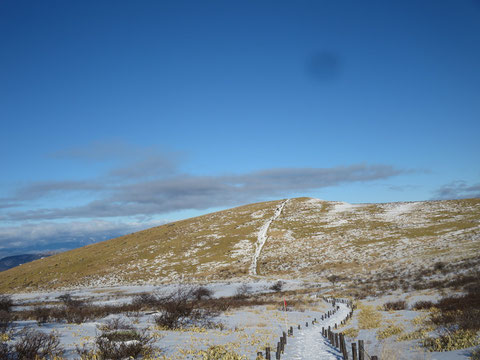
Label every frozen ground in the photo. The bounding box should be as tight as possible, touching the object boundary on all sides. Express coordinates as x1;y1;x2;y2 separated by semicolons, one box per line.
6;282;476;359
284;301;349;360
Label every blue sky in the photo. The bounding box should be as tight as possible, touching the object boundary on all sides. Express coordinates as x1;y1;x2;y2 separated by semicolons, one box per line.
1;0;479;257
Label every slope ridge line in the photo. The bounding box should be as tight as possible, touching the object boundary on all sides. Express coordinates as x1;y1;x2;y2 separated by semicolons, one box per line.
249;199;289;276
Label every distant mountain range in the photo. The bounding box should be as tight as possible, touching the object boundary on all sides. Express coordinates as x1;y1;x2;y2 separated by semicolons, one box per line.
1;197;479;292
0;253;52;272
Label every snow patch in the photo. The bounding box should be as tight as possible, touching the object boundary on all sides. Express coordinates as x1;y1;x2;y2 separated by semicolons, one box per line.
249;200;288;276
382;202;419;222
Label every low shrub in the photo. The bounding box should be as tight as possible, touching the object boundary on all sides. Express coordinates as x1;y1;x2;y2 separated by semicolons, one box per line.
0;310;12;333
32;306;52;324
13;328;63;360
197;345;246;360
131;293;162;308
153;288;219;329
471;346;480;360
436;292;480;312
21;302;141;324
411;300;435;310
75;344;98;360
398;328;430;341
270;281;284;292
428;290;480;333
96;328;153;360
0;342;9;360
430;309;480;332
342;327;359;339
383;300;406;311
422;329;479;352
192;286;214;300
76;320;154;360
377;321;405;340
434;261;446;272
57;293;84;307
0;295;13;312
99;317;133;332
199;295;272;313
132;286;214;309
358;303;383;329
234;284;251;299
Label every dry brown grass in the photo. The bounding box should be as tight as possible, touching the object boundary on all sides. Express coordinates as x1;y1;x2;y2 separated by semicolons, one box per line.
0;200;282;292
357;303;383;329
1;197;479;293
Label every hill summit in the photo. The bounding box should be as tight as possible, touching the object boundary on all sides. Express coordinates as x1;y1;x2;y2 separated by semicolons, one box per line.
1;197;479;292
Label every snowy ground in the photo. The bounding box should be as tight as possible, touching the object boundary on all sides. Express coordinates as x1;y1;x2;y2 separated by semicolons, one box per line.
6;283;478;359
6;281;332;359
284;301;349;360
250;200;288;276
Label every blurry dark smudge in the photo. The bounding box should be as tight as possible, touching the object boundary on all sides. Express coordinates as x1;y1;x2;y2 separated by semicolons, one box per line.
306;51;341;82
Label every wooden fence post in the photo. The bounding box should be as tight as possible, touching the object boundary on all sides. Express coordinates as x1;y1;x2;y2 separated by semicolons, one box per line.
358;340;365;360
340;333;348;359
265;347;271;360
352;343;357;360
283;331;287;345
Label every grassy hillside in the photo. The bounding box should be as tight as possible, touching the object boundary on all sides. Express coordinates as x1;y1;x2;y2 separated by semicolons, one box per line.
1;197;479;293
262;198;480;282
0;200;283;292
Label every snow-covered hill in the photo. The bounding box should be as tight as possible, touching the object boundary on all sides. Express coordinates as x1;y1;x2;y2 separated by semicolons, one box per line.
1;197;479;292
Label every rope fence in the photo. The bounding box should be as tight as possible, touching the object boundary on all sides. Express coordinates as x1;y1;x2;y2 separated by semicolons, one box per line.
255;296;379;360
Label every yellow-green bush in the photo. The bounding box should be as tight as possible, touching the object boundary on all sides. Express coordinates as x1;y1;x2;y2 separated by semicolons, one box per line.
423;330;480;352
397;328;430;341
358;303;383;329
197;345;247;360
342;327;359;338
377;320;404;340
471;346;480;360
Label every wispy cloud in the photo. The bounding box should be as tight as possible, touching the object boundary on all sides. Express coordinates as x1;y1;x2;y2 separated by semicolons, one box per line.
10;180;105;201
1;163;405;221
50;140;182;179
432;181;480;200
0;141;410;257
108;154;178;179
